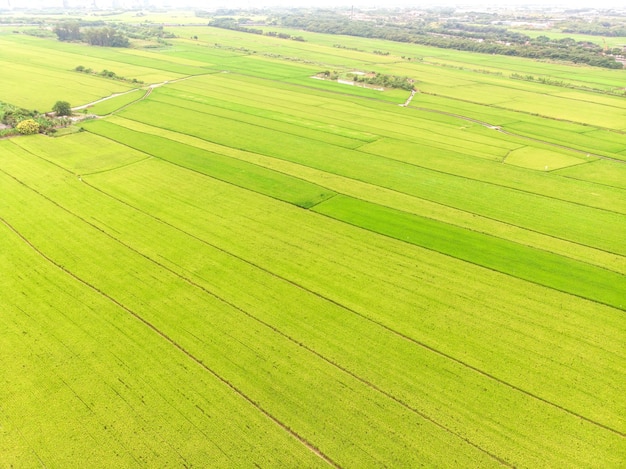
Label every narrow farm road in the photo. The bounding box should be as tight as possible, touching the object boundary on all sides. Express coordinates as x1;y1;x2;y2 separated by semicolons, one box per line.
71;75;194;113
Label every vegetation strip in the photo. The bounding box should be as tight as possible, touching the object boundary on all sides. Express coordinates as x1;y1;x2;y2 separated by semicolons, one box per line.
4;162;510;466
0;215;340;468
74;172;625;441
313;195;626;312
81;119;335;208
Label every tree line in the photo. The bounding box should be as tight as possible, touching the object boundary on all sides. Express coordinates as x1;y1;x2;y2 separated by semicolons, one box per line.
208;17;305;42
54;21;129;47
277;13;623;69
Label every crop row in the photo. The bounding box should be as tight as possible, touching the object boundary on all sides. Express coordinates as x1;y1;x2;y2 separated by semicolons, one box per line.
1;142;504;468
159;75;626;214
103;93;626;256
18;119;626;276
2;141;624;466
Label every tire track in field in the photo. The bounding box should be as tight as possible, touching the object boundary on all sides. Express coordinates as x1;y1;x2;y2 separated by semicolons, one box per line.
0;215;340;469
78;178;626;441
0;405;48;468
40;183;514;467
0;164;509;466
8;136;625;441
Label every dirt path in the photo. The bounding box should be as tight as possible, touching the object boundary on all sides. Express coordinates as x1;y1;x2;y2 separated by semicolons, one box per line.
400;89;416;107
71;76;193;112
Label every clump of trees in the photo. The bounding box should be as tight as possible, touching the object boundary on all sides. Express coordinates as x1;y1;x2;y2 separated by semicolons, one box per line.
278;12;623;69
53;21;129;47
74;65;144;84
561;19;626;37
1;103;36;128
209;17;306;41
0;101;72;138
82;27;129;47
318;70;414;91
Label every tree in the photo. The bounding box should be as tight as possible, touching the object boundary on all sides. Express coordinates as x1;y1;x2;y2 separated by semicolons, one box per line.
53;21;81;41
52;101;72;117
16;119;40;135
82;27;129;47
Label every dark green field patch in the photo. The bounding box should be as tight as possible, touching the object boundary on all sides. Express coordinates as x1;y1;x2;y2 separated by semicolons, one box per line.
312;195;626;311
81;119;335;208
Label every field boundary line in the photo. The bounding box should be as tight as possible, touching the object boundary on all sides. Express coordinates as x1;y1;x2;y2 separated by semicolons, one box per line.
76;177;626;440
356;138;626;217
147;85;378;146
416;91;626;157
13;176;511;467
0;213;341;469
81;156;154;177
11;136;626;275
139;93;364;150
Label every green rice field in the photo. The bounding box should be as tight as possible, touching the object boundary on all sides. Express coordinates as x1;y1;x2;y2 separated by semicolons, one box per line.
1;17;625;468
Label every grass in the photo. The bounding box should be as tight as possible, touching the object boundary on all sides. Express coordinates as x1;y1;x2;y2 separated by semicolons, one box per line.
311;194;626;310
81;119;336;208
86;89;145;115
504;145;589;170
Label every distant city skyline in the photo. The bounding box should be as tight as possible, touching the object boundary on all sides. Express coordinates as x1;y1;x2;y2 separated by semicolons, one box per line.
2;0;625;9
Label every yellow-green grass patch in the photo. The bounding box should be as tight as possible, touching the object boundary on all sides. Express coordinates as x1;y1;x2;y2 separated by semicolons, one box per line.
86;89;145;116
8;132;149;175
504;145;590;170
556;159;626;190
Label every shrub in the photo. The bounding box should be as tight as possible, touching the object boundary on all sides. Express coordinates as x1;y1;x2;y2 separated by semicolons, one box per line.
16;119;40;135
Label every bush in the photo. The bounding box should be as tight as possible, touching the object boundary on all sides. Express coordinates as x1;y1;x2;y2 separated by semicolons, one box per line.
16;119;40;135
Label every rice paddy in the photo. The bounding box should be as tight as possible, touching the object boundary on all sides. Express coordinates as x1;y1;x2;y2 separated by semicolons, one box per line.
1;17;625;468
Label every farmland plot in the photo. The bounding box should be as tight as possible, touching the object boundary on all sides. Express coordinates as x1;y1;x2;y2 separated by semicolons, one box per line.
1;21;625;469
2;141;625;467
89;88;626;258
